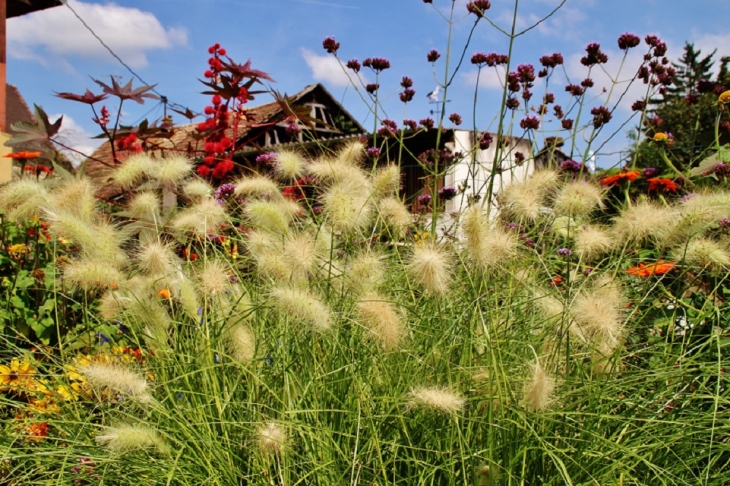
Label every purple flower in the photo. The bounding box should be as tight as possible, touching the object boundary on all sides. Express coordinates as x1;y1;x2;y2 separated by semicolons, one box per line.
618;33;640;50
642;167;659;178
346;59;361;73
363;57;390;72
417;194;432;205
322;36;340;54
366;147;381;158
519;115;540;130
557;247;572;257
560;160;583;172
466;0;491;17
427;49;441;63
718;217;730;229
256;151;278;165
214;183;236;202
437;186;457;201
590;106;612;129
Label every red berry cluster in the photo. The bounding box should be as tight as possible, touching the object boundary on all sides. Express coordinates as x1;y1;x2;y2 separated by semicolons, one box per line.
196;44;248;180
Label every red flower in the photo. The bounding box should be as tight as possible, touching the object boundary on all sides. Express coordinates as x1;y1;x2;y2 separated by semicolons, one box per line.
5;151;42;159
647;177;679;192
626;260;675;277
600;170;641;186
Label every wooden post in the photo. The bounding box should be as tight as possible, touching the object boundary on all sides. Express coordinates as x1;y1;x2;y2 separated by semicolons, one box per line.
0;0;6;132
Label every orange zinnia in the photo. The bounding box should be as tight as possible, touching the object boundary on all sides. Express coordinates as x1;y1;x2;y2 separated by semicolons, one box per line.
626;260;675;277
4;151;42;159
158;288;171;299
647;178;679;192
600;170;641;187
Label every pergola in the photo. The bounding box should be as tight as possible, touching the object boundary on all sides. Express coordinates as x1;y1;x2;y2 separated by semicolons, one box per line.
1;0;63;130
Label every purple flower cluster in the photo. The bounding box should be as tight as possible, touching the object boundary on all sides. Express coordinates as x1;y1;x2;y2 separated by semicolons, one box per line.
214;183;236;205
557;247;572;257
560;160;583;172
256;151;278;165
437;186;457;201
363;57;391;72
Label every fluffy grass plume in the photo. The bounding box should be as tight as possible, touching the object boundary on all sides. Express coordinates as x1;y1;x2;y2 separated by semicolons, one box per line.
335;139;365;167
534;290;565;322
571;279;625;350
96;424;169;455
357;292;404;351
270;286;332;332
156;155;193;184
256;422;287;456
198;259;232;296
377;197;412;237
128;192;160;220
672;237;730;268
52;179;97;223
0;178;50;221
552;181;604;217
246;200;292;234
462;206;518;269
407;386;465;413
62;259;124;291
344;252;386;295
182;179;213;199
281;232;320;282
322;183;372;234
550;215;576;239
307;158;368;186
613;200;676;242
234;175;281;199
135;241;178;276
575;225;614;260
170;197;226;240
226;319;256;362
79;362;151;403
110;153;157;188
523;358;556;412
371;165;401;199
408;243;452;296
499;181;543;221
45;212;125;264
274;149;306;180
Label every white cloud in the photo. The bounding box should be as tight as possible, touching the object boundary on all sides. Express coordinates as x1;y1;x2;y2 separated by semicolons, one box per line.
49;114;102;167
691;32;730;70
301;48;356;88
7;0;187;68
462;66;506;90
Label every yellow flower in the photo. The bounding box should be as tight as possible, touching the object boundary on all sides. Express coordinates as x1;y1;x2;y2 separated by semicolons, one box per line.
56;384;78;402
652;132;668;142
719;90;730;106
0;359;36;391
28;396;61;415
7;243;29;259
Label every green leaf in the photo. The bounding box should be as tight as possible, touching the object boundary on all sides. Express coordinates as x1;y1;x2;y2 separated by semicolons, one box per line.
690;152;723;177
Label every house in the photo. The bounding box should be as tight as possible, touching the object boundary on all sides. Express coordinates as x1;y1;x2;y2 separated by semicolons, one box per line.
85;83;366;199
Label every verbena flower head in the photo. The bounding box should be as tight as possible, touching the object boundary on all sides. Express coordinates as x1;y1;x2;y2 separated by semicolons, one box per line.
357;292;404;351
437;186;457;201
590;106;612;129
363;57;390;72
322;36;339;54
427;49;440;63
255;151;278;165
617;32;640;50
519;115;540;131
580;42;608;66
408;386;465;413
466;0;491;17
346;59;361;72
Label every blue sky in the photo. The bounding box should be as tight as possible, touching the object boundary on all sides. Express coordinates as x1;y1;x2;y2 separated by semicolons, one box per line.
7;0;730;167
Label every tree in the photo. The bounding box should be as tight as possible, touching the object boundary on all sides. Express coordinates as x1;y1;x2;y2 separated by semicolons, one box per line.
633;42;730;171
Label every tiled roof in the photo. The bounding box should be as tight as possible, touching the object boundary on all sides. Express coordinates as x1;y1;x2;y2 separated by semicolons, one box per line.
8;0;62;18
85;84;365;199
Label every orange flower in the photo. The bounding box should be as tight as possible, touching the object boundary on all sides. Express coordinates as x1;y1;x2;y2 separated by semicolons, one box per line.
23;165;52;174
600;170;641;187
158;288;171;299
4;151;42;159
719;90;730;106
647;178;679;192
626;260;675;277
25;422;49;441
550;275;563;286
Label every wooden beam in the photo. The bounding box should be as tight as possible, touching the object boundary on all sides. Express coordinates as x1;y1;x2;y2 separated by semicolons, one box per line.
0;0;6;132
